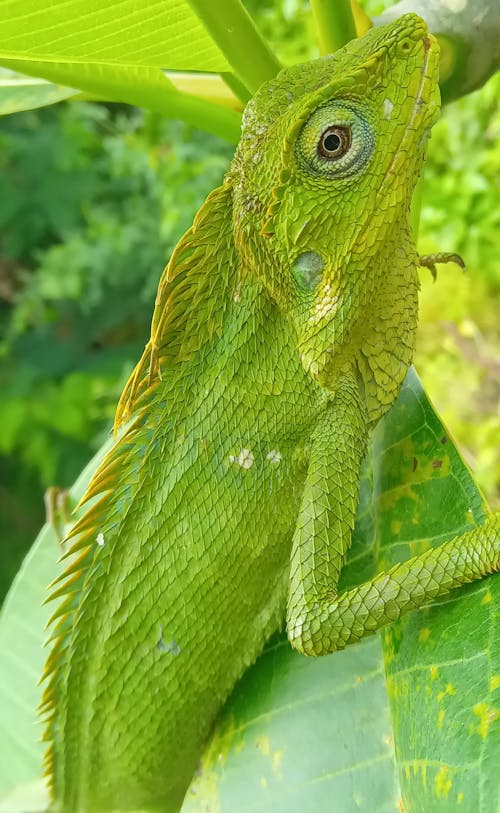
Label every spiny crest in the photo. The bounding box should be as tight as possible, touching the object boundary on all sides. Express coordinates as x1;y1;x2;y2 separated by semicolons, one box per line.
40;420;141;788
115;181;236;430
40;180;236;787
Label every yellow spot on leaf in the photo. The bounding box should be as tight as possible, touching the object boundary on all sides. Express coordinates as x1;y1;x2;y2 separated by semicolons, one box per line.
481;590;492;605
437;709;445;729
457;791;464;804
430;665;439;681
404;765;411;779
435;765;452;798
261;777;268;788
473;702;500;740
437;683;456;702
384;642;395;667
391;519;402;535
256;736;270;756
379;483;418;512
490;675;500;691
272;750;283;774
419;627;431;643
442;0;467;13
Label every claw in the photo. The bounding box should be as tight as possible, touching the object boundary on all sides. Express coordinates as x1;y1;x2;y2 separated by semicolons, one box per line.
419;252;466;282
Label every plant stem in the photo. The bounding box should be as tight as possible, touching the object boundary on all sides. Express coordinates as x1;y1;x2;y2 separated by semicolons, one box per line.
186;0;281;95
310;0;357;54
221;72;251;104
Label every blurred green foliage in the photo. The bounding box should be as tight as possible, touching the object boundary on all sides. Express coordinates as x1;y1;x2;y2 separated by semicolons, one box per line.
245;0;317;63
417;71;500;508
0;104;232;598
0;1;498;604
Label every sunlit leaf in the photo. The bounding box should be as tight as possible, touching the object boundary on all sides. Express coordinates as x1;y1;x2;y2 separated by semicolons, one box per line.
0;1;242;140
0;1;230;72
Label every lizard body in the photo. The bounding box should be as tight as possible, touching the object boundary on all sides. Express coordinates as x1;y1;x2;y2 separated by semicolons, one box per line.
41;14;500;812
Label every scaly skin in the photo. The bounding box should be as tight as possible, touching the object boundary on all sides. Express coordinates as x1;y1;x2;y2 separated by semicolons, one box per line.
41;14;500;812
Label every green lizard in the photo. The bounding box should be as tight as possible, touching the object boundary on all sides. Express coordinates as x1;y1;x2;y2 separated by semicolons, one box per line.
41;13;500;812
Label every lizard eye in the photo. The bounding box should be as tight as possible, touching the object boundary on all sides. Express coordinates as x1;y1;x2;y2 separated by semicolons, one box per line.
296;102;375;179
318;126;352;160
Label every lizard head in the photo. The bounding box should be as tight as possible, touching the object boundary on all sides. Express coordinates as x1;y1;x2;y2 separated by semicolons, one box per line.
231;13;440;390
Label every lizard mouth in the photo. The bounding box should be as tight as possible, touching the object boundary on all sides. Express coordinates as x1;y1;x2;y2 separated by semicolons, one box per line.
376;30;439;199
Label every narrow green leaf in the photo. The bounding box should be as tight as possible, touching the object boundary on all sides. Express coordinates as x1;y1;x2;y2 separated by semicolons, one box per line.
0;58;242;143
0;69;77;115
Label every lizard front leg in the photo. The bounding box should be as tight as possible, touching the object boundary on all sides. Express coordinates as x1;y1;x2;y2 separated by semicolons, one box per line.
286;373;500;656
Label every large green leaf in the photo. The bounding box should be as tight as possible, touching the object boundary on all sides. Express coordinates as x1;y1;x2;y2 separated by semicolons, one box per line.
0;0;242;141
0;1;230;72
377;378;500;812
183;636;400;813
0;438;114;808
0;370;498;812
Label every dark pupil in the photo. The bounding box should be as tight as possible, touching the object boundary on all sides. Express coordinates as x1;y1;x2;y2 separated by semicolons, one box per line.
323;132;341;152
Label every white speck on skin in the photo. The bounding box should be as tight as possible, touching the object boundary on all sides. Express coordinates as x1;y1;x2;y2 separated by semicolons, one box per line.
233;280;242;302
383;98;394;120
314;284;339;320
157;624;181;655
229;448;255;469
96;532;105;547
266;450;282;466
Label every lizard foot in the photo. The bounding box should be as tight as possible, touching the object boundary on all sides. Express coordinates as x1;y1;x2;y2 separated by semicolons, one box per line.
419;252;466;282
